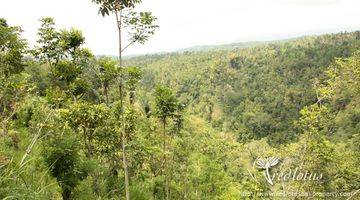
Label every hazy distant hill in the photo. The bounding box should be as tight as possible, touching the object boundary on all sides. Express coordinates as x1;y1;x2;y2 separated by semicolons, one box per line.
100;37;302;59
175;39;298;53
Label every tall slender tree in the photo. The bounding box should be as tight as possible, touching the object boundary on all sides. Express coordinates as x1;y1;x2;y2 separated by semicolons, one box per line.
91;1;158;199
154;86;178;200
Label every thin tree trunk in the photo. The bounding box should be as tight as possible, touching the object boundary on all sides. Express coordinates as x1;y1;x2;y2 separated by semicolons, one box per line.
62;188;71;200
105;85;109;105
102;82;109;105
169;134;174;200
184;164;188;199
116;10;130;200
163;119;169;200
72;95;77;104
116;11;122;67
122;130;130;200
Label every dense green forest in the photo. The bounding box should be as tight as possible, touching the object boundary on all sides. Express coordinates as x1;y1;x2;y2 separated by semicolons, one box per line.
1;3;360;199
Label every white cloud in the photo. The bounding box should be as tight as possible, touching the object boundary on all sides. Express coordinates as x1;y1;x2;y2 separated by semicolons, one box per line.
1;0;359;56
279;0;341;6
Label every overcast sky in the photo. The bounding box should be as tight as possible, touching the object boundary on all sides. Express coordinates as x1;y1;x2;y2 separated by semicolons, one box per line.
1;0;360;56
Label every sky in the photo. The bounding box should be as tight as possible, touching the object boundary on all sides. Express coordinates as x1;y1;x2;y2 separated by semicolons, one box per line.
1;0;360;56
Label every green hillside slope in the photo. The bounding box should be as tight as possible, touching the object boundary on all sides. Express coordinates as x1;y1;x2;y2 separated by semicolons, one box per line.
125;31;360;145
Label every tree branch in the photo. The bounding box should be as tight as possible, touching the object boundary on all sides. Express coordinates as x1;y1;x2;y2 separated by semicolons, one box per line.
121;40;136;53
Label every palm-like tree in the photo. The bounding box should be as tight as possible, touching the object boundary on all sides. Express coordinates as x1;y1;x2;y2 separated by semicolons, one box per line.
255;157;279;185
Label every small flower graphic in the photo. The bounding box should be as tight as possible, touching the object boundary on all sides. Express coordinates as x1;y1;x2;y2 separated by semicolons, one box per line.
255;157;279;185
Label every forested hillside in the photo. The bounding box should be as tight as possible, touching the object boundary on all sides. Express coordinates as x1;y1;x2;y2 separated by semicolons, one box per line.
1;16;359;200
126;31;360;145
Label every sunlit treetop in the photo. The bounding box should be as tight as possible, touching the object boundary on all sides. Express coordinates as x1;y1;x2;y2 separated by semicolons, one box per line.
0;18;27;77
0;18;8;27
123;11;159;44
92;0;142;16
59;28;85;54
